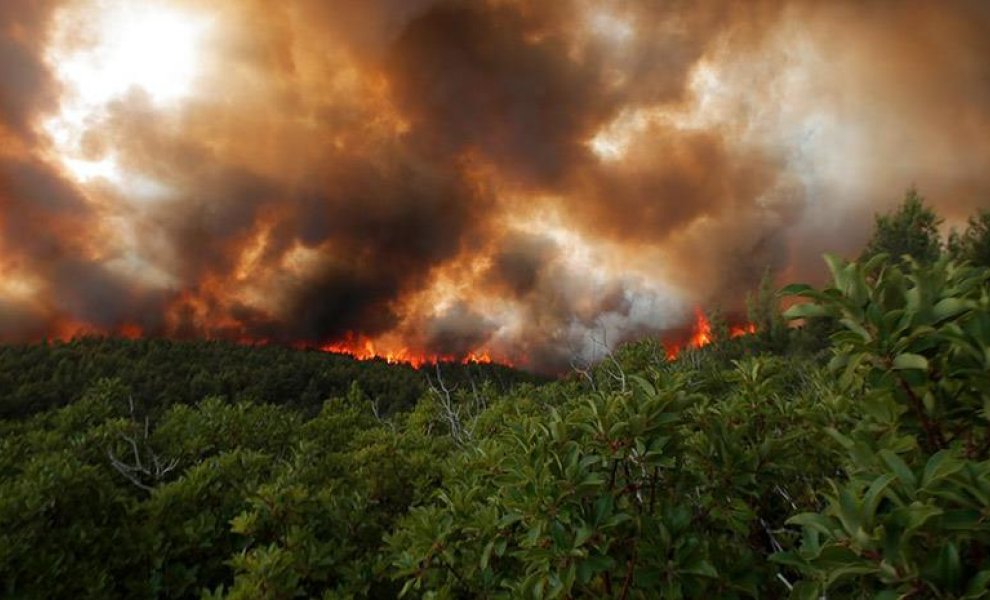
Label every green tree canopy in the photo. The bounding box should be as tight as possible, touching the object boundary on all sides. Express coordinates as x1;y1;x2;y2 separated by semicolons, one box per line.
948;209;990;268
860;187;943;266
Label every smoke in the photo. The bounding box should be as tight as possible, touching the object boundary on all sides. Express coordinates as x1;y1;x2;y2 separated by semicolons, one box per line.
1;0;989;372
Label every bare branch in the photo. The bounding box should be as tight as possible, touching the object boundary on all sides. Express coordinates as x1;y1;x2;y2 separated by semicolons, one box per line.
107;396;179;493
569;354;597;391
107;449;155;492
427;363;478;446
588;320;627;393
370;398;397;434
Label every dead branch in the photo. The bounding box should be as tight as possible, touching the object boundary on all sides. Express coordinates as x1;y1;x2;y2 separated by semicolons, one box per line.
427;363;477;446
107;396;179;493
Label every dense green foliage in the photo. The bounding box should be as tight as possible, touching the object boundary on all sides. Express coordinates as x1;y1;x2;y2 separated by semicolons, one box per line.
949;210;990;268
0;338;536;420
779;255;990;598
1;199;988;598
861;188;943;267
0;356;537;598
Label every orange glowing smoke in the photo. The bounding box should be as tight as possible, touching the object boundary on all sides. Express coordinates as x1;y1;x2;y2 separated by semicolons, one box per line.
320;335;495;368
46;319;145;341
664;308;756;360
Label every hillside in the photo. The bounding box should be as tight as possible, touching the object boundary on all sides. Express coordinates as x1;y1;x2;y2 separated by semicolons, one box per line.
0;337;540;420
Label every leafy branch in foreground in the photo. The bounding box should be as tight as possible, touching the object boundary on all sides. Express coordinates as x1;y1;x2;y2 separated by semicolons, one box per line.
778;254;990;598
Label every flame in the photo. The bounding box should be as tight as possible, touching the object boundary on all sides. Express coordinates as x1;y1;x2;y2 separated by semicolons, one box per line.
18;311;504;369
689;307;712;349
663;307;756;360
28;305;760;369
464;350;493;364
320;334;497;368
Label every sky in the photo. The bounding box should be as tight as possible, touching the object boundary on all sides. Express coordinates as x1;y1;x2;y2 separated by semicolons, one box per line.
1;0;989;371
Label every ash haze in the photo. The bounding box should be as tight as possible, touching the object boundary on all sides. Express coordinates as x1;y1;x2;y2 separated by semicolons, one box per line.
1;0;989;372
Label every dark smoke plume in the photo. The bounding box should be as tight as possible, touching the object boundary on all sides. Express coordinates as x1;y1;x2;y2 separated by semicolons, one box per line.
1;0;989;371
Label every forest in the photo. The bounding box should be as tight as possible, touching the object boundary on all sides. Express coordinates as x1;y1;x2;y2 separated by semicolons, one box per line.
1;191;989;598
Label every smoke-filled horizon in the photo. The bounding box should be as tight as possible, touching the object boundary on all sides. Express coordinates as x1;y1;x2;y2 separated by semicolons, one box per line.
1;0;989;371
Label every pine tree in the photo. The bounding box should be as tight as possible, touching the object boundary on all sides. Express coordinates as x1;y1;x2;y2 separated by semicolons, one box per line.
860;187;942;266
948;209;990;268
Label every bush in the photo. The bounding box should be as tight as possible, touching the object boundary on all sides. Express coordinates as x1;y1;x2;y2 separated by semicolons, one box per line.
778;255;990;597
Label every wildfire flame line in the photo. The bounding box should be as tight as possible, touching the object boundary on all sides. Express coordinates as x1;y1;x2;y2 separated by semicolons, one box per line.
319;336;495;369
35;308;752;370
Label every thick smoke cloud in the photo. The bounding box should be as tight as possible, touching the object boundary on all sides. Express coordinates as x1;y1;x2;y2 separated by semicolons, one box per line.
1;0;988;372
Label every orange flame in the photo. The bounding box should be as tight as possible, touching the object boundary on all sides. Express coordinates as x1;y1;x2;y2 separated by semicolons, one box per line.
689;307;712;349
319;334;497;368
31;319;502;369
664;308;756;360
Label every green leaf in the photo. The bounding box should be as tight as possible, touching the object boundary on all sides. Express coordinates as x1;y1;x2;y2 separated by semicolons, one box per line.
921;451;964;489
779;283;815;296
593;496;612;526
577;554;614;584
932;298;970;323
787;513;835;537
840;318;872;342
499;512;524;528
681;559;718;578
825;564;880;586
573;524;593;548
823;253;847;285
938;510;981;531
935;542;961;590
550;521;568;549
825;427;854;450
892;502;942;533
524;523;543;546
863;252;890;273
769;551;806;569
836;487;863;536
964;570;990;598
629;375;656;397
892;353;928;371
784;303;830;320
862;473;897;527
828;354;849;373
603;512;632;529
879;450;917;494
480;540;495;570
790;581;821;600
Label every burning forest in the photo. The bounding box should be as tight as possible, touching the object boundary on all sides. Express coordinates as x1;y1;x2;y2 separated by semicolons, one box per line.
2;0;990;372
